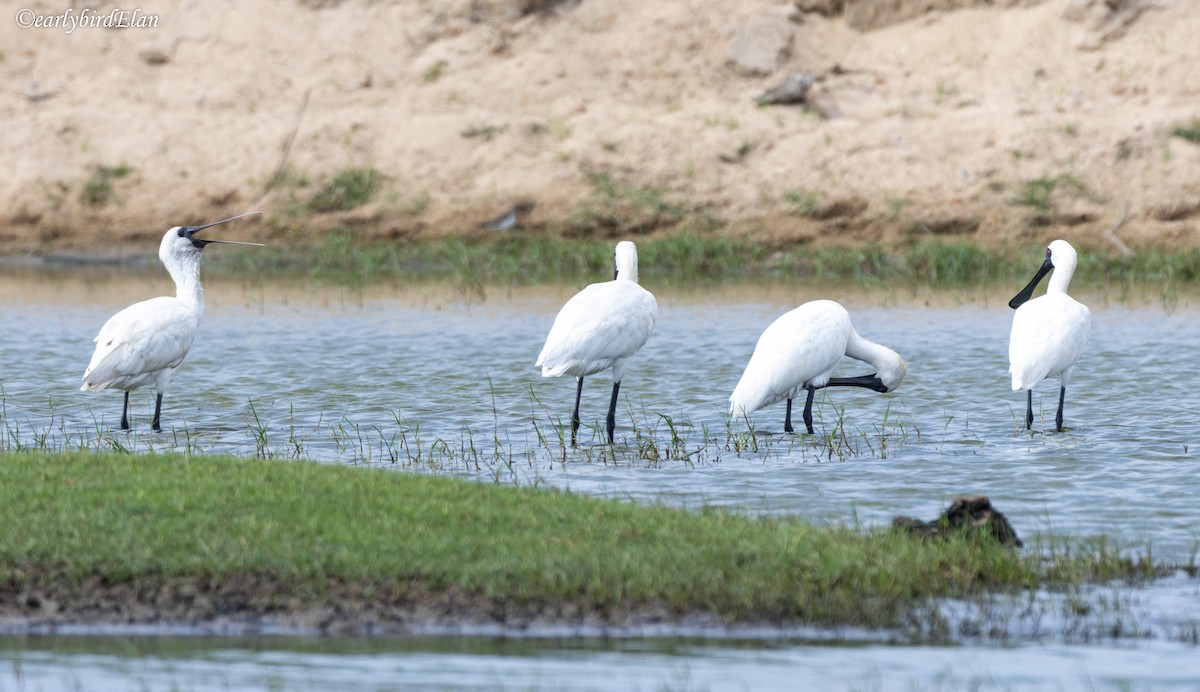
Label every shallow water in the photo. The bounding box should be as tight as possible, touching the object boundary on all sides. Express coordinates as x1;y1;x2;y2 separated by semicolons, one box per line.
4;625;1200;691
1;269;1199;688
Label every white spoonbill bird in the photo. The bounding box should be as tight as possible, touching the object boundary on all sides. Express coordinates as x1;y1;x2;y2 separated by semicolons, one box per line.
81;212;263;432
536;241;657;445
730;300;907;434
1008;239;1091;431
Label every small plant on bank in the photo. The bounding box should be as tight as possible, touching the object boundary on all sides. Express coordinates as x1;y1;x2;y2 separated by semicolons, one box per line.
1172;119;1200;143
1009;173;1101;226
785;188;823;217
567;170;687;235
80;163;132;207
308;167;383;212
422;59;447;83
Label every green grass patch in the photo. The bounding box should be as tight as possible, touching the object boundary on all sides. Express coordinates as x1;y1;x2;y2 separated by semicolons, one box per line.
1172;119;1200;143
212;231;762;286
1009;173;1102;226
422;59;447;83
784;188;823;217
206;232;1200;292
80;163;132;207
567;170;711;236
0;451;1167;630
308;167;383;212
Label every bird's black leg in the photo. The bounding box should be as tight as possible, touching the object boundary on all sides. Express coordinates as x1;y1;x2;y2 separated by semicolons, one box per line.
120;391;130;431
1025;389;1034;430
783;398;794;433
803;387;816;435
606;381;621;444
571;376;584;446
152;393;163;433
1056;386;1066;432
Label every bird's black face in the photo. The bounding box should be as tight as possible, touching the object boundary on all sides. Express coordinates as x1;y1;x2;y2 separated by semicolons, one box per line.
177;226;209;250
1008;247;1055;310
173;212;264;250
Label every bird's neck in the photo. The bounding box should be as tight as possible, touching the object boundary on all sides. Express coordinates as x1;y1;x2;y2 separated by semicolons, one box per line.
1047;266;1073;294
168;253;205;315
845;332;899;375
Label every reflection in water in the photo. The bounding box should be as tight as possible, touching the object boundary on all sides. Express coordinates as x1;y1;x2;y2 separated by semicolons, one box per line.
4;625;1200;690
1;271;1199;688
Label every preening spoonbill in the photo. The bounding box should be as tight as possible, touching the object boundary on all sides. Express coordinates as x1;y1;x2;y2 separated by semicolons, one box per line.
1008;239;1091;431
81;212;263;432
730;300;907;434
536;241;657;445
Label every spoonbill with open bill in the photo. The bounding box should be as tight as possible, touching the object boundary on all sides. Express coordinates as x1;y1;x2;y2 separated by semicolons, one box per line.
81;211;264;432
1008;239;1091;431
536;241;657;445
730;300;907;434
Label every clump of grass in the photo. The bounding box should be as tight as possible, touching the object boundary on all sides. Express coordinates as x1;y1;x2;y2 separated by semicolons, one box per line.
308;167;383;212
907;240;1007;284
0;451;1174;634
1172;119;1200;143
784;188;823;217
1009;173;1102;226
567;170;688;235
421;59;447;83
799;246;901;280
80;163;132;206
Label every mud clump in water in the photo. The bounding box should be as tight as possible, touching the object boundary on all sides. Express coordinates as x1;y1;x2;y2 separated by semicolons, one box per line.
893;496;1023;547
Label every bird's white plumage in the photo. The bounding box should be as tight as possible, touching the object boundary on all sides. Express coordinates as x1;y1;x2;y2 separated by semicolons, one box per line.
730;300;906;416
82;296;197;392
730;301;848;414
1009;240;1091;391
536;241;657;382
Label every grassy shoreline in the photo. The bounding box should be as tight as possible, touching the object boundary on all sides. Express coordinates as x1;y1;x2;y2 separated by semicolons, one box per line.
0;451;1176;638
193;232;1200;289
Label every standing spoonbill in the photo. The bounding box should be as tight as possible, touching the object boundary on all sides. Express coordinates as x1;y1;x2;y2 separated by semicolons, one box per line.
536;241;657;445
1008;239;1091;431
730;300;907;434
81;212;263;432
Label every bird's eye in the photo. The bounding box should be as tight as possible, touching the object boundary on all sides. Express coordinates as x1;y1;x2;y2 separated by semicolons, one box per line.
177;228;187;237
1045;248;1052;259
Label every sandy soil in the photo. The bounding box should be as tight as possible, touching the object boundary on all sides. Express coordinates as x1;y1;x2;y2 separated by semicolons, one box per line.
1;0;1197;256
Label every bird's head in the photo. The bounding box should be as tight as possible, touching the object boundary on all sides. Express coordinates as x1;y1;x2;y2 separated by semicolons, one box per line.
613;241;639;282
160;211;264;262
1009;244;1054;310
1009;239;1080;309
878;354;907;392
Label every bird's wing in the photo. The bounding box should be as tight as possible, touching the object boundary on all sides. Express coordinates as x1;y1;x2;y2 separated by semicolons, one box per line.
731;304;848;413
1008;296;1091;389
537;282;657;377
82;297;198;390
